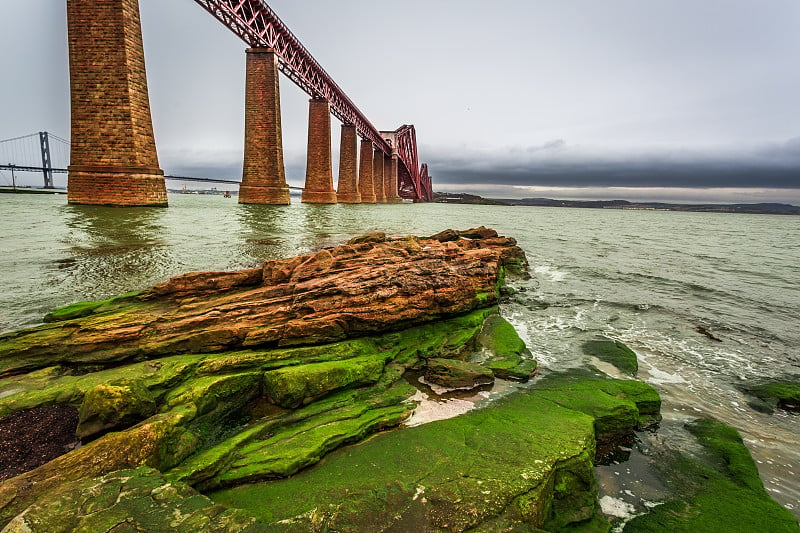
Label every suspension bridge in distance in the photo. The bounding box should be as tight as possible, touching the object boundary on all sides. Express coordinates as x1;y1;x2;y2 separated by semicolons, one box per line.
9;0;431;207
0;132;300;193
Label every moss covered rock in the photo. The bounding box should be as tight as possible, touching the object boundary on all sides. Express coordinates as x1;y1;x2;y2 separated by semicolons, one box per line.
0;307;515;526
476;314;537;380
77;379;157;440
209;374;658;532
263;355;388;408
424;357;494;389
534;369;661;447
2;467;264;532
744;381;800;414
210;389;601;531
582;338;638;377
624;418;799;532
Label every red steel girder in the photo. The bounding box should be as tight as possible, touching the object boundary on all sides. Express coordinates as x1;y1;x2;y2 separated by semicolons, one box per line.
394;125;431;201
395;124;421;200
192;0;430;201
193;0;390;154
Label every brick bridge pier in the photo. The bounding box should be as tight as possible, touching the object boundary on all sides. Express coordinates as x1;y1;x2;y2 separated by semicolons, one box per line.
65;0;428;207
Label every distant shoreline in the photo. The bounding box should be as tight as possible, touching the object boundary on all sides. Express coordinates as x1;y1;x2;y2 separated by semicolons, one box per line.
0;187;66;195
2;187;798;215
433;192;800;215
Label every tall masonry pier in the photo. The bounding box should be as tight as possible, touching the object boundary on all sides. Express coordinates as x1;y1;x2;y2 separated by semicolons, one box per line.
66;0;167;206
240;48;290;204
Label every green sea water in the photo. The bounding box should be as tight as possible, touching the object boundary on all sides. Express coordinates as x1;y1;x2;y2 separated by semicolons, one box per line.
1;192;799;518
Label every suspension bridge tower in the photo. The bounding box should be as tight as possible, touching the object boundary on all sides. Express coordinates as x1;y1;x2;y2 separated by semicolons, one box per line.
66;0;167;206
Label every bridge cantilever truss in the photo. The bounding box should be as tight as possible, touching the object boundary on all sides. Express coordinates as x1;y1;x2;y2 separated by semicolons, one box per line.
193;0;432;201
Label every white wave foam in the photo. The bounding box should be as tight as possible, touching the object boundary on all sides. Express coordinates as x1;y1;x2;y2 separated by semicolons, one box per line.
646;367;689;386
533;264;567;282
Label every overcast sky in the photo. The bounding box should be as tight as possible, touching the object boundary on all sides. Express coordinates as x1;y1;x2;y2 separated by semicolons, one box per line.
1;0;799;203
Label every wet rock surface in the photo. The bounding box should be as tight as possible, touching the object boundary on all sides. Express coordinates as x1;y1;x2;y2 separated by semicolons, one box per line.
0;228;785;532
424;357;494;389
0;229;539;530
742;380;800;414
623;418;799;532
0;228;527;377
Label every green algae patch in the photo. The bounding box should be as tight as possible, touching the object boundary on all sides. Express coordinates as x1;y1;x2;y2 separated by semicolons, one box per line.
210;390;600;532
583;338;638;377
43;291;142;323
744;381;800;414
2;467;265;533
196;337;381;375
476;313;537;380
624;418;799;532
425;357;494;389
263;354;388;408
534;369;661;445
167;375;417;491
0;354;204;417
77;379;157;440
216;402;411;485
481;313;525;357
373;307;494;366
160;372;262;416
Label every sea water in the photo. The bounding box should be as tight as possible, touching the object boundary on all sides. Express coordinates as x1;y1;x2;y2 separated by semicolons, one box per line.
1;193;798;517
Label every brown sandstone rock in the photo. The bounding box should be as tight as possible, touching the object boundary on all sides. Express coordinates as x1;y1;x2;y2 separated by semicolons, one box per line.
0;229;528;377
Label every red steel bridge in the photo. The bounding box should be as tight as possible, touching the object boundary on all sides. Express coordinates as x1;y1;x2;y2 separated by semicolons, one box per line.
60;0;432;206
194;0;431;201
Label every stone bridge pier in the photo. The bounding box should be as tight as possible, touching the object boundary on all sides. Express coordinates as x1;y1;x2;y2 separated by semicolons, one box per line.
66;0;166;206
240;48;291;205
65;0;409;207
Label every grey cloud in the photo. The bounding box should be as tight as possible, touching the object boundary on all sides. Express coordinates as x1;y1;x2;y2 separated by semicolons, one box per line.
426;139;800;189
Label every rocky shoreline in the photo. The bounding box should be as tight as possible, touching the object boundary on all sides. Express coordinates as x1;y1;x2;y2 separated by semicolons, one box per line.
0;228;796;532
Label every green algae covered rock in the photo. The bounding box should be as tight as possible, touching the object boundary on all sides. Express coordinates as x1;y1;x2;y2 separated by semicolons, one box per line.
476;313;537;380
210;373;657;532
744;380;800;414
624;418;800;532
210;392;599;532
532;369;661;448
77;378;157;440
424;357;494;389
582;338;638;377
2;467;265;533
165;368;416;491
0;307;514;527
42;291;142;323
263;354;388;408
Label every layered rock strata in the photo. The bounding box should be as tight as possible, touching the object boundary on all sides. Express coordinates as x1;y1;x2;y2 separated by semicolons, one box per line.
0;227;526;377
0;228;668;532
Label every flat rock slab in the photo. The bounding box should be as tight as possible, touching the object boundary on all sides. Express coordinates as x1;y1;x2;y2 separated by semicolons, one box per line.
210;372;661;532
0;229;527;377
425;357;494;389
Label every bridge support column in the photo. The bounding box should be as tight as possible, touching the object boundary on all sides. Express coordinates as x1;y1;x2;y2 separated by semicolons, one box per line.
358;140;376;203
373;149;386;203
66;0;166;206
302;98;337;203
240;48;290;204
385;154;402;203
336;124;360;203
